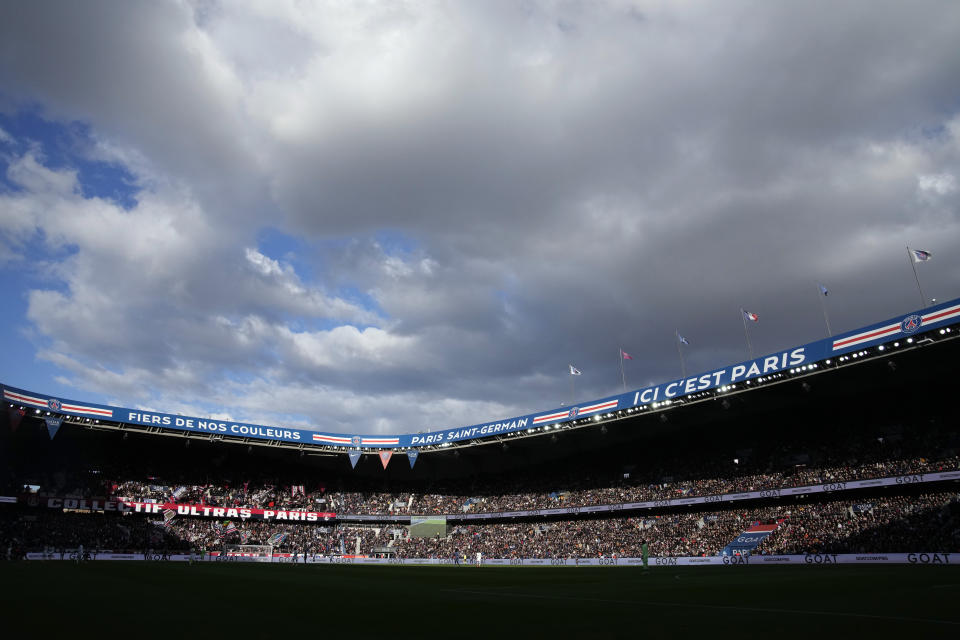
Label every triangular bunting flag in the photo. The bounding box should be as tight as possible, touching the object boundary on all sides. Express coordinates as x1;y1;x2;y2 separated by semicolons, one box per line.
348;450;362;469
378;450;393;469
9;407;25;432
44;416;63;440
407;449;419;469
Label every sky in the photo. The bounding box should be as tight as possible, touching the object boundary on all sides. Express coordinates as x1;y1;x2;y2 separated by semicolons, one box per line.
1;1;959;436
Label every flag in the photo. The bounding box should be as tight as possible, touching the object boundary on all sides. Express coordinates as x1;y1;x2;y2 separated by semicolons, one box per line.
379;450;393;469
348;450;362;469
911;249;932;263
620;351;633;360
569;365;582;376
44;416;62;440
818;283;829;297
742;309;759;323
407;449;419;469
224;521;237;535
162;509;176;522
677;334;689;346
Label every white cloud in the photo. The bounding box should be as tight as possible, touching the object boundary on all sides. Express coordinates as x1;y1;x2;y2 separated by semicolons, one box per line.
918;173;957;198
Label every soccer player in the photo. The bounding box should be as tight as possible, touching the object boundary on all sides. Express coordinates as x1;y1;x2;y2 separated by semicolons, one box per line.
641;540;649;571
475;551;482;567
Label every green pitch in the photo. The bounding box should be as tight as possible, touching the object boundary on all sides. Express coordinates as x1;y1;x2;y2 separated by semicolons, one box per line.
3;563;958;638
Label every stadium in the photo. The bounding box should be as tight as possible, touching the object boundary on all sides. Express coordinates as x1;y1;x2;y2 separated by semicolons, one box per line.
3;299;959;637
4;3;960;638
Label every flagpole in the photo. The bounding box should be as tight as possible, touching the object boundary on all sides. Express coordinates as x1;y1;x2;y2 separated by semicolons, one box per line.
741;308;754;359
570;371;575;406
676;331;686;379
906;246;927;308
817;284;833;337
619;348;625;392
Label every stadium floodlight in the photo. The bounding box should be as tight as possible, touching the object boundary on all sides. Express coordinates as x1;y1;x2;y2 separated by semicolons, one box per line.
907;338;914;343
894;342;899;347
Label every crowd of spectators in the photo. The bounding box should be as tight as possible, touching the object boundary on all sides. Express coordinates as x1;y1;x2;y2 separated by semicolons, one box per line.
4;412;959;559
387;492;960;558
7;414;957;522
758;492;960;554
85;451;957;518
0;510;183;558
3;491;957;559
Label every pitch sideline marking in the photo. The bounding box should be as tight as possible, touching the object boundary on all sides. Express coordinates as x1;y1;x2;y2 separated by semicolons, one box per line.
440;588;960;627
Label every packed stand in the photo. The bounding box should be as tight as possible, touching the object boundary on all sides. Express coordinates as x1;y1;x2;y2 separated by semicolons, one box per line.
4;492;957;559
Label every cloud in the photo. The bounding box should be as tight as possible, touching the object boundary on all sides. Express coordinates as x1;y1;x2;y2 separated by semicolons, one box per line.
1;1;960;433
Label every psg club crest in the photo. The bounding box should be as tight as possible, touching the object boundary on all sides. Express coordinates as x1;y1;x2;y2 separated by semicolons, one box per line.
47;398;62;412
900;314;922;334
351;436;361;446
568;407;579;419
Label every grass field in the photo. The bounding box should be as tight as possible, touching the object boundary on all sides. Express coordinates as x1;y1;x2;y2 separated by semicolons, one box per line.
3;563;959;638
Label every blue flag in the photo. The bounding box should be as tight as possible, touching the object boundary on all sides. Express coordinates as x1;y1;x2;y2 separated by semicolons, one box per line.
44;416;62;440
407;449;419;469
818;283;829;296
348;450;362;469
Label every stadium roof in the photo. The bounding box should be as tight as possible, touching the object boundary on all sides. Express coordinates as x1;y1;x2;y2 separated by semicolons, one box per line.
4;298;959;461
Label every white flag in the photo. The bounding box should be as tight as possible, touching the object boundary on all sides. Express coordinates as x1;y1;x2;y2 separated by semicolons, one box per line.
569;365;582;375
